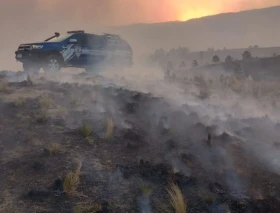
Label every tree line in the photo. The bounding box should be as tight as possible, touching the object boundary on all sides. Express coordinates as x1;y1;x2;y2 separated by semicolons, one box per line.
148;47;254;68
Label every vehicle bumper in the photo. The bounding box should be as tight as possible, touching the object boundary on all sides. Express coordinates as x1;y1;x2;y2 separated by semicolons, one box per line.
15;50;42;63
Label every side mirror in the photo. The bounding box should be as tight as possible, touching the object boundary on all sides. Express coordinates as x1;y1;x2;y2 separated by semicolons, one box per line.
69;39;77;44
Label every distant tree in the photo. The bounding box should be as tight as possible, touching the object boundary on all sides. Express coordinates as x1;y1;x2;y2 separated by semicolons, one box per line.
154;48;165;59
165;47;189;63
149;48;166;64
199;51;204;60
165;61;174;79
192;60;198;67
167;61;174;71
234;63;242;73
253;45;259;48
225;55;233;63
177;47;190;56
273;53;277;57
212;55;220;63
179;61;186;68
242;50;252;60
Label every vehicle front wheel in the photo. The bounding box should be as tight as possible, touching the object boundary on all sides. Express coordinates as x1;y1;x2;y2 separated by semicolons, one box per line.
43;55;62;72
23;63;40;73
85;67;95;72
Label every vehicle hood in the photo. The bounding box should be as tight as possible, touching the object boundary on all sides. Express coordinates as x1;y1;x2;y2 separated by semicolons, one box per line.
18;42;62;51
19;42;60;46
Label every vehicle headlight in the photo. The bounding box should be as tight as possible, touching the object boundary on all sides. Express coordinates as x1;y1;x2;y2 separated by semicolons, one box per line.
32;45;43;49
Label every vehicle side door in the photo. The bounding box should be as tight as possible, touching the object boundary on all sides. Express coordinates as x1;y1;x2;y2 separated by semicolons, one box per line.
84;35;106;67
63;34;88;67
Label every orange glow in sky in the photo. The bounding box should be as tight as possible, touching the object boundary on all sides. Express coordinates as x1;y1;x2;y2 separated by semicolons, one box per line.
174;0;280;21
20;0;280;25
177;8;213;21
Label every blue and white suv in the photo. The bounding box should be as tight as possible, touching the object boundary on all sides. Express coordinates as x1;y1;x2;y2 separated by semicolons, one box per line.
15;30;133;73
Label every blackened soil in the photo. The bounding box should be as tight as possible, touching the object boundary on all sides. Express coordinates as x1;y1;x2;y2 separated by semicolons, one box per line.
0;72;280;213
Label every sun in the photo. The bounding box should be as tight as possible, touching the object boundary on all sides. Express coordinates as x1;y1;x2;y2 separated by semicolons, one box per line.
178;8;212;21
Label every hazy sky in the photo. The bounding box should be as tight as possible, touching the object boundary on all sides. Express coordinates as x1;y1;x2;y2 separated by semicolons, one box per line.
2;0;280;25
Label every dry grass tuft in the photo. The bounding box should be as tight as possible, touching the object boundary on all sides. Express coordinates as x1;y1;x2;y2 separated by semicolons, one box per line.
0;79;12;93
197;190;214;206
74;203;102;213
202;194;214;205
63;161;82;193
35;94;55;122
140;184;153;196
70;97;83;108
27;74;33;85
49;143;59;156
85;137;94;144
26;75;33;85
80;124;93;138
105;118;114;141
39;94;54;110
36;108;49;122
14;96;25;107
48;107;68;116
166;182;187;213
25;133;33;144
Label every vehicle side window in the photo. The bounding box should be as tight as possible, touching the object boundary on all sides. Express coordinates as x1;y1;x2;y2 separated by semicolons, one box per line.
117;40;131;51
67;34;86;46
118;42;125;50
105;39;117;51
75;34;87;46
105;39;130;51
86;35;105;49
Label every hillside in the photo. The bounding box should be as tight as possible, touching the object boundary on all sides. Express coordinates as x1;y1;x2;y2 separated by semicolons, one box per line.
112;6;280;56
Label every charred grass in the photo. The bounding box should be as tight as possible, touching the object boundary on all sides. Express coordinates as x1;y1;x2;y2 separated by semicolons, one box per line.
0;72;280;213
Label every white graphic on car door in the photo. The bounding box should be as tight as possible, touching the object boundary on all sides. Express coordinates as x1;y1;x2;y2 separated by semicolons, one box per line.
74;45;82;57
60;44;84;63
61;44;74;62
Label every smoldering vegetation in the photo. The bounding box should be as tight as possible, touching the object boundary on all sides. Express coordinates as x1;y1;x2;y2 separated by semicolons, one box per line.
0;64;280;213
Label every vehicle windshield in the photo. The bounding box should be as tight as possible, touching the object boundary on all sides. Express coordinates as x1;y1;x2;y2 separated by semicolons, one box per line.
45;34;72;42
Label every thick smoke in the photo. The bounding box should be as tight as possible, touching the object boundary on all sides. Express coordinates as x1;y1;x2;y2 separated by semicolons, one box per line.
1;1;280;207
37;59;280;180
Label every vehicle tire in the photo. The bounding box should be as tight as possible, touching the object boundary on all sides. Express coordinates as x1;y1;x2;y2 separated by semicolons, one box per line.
43;55;62;72
85;67;94;72
23;63;40;73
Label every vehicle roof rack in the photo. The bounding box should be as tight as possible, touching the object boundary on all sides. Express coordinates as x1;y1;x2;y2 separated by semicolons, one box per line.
103;33;121;39
67;30;85;34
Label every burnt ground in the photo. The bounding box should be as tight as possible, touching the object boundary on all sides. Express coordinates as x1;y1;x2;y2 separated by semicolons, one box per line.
0;71;280;213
